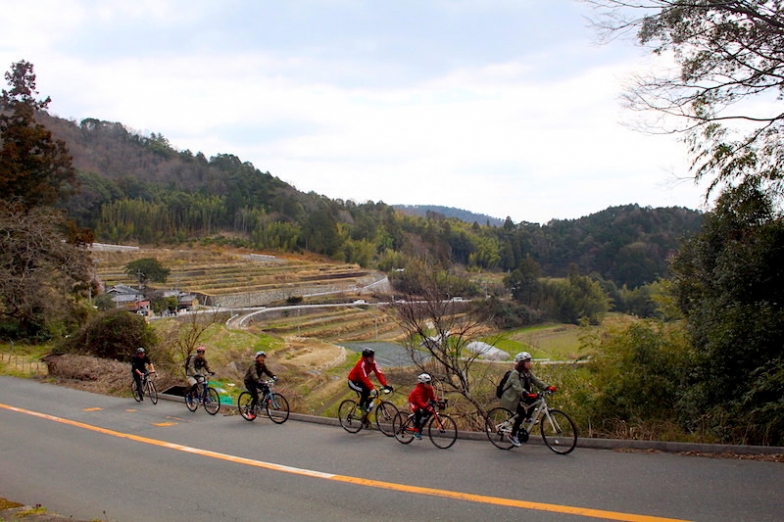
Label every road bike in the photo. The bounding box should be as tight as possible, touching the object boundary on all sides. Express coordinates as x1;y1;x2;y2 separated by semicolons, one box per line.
392;399;457;449
484;390;577;454
237;379;290;424
338;387;398;436
131;371;158;404
185;374;221;415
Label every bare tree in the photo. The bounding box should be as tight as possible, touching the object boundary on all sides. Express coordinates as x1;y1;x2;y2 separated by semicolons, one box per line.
584;1;784;198
0;205;94;339
389;258;501;427
170;310;219;375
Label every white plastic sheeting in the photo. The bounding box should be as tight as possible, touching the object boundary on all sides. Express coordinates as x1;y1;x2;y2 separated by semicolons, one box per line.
465;341;510;360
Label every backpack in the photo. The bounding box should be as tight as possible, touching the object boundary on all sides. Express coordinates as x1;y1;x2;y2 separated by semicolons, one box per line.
495;370;512;399
183;353;193;374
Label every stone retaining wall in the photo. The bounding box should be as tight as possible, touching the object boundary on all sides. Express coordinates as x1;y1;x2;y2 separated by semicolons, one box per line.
199;275;390;308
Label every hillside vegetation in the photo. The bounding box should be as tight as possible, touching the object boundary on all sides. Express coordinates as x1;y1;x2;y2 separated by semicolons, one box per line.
38;115;703;290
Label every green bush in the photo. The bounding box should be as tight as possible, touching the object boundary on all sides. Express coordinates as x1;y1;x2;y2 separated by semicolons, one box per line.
57;310;158;361
581;320;694;436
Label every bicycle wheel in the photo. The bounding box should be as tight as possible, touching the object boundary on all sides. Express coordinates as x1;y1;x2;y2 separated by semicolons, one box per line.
338;399;363;433
392;412;415;444
185;388;199;412
374;401;399;437
484;407;515;450
428;413;457;449
131;380;142;402
147;380;158;405
237;391;256;421
265;393;290;424
204;387;221;415
540;409;577;455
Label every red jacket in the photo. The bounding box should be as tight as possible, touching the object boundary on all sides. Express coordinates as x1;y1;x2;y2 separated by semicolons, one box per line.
408;382;437;411
348;357;387;389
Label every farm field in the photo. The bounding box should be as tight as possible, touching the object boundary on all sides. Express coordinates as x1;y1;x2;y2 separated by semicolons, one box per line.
92;246;386;307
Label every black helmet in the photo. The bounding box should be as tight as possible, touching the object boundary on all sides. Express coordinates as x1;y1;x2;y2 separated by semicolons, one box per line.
361;348;375;358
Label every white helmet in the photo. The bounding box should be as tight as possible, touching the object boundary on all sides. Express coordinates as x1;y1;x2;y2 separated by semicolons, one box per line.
417;373;432;384
255;351;266;358
514;352;532;363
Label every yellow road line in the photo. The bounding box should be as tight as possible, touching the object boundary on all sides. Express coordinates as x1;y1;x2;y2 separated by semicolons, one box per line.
0;403;690;522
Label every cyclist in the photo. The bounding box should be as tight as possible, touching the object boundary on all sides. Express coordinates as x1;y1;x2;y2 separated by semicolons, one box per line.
499;352;556;446
348;348;392;424
408;373;437;440
185;346;215;404
131;347;156;401
243;351;277;409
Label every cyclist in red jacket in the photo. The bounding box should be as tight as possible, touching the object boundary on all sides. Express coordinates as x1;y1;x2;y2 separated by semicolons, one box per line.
348;348;392;423
408;373;437;439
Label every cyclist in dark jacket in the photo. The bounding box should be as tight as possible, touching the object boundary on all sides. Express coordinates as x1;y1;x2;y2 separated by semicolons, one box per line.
131;347;155;401
186;346;214;398
244;351;277;407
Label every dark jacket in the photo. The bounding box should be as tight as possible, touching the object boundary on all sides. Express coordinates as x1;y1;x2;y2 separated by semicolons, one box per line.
244;361;276;383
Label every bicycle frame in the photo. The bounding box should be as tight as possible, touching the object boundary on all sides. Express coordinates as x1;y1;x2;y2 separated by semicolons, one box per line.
136;372;153;391
194;375;212;402
524;394;567;434
502;394;547;433
426;403;448;431
257;380;281;411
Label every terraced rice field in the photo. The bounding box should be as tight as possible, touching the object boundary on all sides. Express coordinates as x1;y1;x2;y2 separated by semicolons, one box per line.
248;306;406;342
93;247;384;306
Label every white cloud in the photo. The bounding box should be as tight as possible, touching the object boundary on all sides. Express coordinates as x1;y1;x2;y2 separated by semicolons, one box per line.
0;0;706;223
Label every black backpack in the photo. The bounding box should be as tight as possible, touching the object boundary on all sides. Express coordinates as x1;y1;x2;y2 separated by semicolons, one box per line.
495;370;512;399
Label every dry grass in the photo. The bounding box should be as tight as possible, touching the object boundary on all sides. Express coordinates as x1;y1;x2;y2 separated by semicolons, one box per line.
42;354;180;397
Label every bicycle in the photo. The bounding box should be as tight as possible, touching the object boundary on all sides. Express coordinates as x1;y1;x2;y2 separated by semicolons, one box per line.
338;387;398;436
392;399;457;449
237;379;290;424
484;390;577;454
185;374;221;415
131;371;158;404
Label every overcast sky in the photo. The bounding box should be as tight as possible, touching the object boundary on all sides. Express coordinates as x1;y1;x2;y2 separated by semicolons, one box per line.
0;0;710;224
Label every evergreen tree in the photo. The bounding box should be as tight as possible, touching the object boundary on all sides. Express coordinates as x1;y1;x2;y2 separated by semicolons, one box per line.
0;60;76;208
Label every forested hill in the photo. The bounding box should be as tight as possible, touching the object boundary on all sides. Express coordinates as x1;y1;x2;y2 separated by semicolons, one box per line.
43;113;702;287
393;205;505;227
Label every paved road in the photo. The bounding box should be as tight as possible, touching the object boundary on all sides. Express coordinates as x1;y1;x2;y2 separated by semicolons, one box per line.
1;376;782;522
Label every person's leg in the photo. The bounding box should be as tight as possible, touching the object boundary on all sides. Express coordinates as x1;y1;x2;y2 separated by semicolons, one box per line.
187;376;197;399
413;408;425;429
348;380;370;411
245;380;259;406
133;373;143;400
359;385;371;411
511;402;527;438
